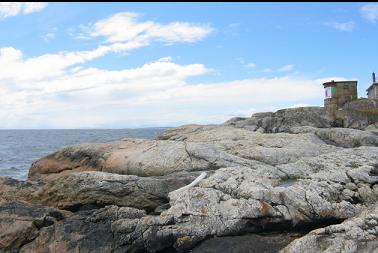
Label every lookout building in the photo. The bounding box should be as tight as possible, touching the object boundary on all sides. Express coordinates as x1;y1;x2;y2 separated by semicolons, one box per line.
367;72;378;99
323;80;358;109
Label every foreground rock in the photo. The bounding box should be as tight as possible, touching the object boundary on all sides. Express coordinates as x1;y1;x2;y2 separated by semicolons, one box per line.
19;205;146;253
282;204;378;253
17;147;377;252
191;233;300;253
1;171;201;212
0;201;67;251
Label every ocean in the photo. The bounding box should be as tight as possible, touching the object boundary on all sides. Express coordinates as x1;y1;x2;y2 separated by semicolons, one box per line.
0;128;169;180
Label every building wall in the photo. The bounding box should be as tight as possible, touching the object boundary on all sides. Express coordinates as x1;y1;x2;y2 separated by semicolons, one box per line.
323;81;358;108
367;85;378;99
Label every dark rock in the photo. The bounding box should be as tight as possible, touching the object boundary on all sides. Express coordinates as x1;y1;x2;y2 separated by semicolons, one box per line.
191;233;299;253
0;201;68;251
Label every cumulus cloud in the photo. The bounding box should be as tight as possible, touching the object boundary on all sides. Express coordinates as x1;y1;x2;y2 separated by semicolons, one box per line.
360;4;378;23
324;21;355;31
0;2;47;19
86;12;213;44
23;2;48;14
0;45;331;128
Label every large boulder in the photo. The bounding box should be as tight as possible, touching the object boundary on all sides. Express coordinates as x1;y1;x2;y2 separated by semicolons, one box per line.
33;171;200;212
29;138;255;181
1;171;201;212
30;125;345;181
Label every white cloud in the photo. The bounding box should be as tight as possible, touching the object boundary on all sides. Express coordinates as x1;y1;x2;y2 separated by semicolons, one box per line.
324;21;355;31
23;2;48;14
42;32;56;42
0;45;332;128
0;12;213;88
360;4;378;23
288;103;310;109
0;2;47;19
236;57;256;68
278;64;294;72
87;12;213;44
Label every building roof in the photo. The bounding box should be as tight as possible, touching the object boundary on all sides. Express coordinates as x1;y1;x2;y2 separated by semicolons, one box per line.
366;82;378;92
323;80;358;87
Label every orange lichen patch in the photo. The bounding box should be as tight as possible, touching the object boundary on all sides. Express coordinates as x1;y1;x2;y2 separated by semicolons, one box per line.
29;158;77;177
39;166;92;182
259;200;272;216
200;207;208;214
358;108;378;115
177;236;192;243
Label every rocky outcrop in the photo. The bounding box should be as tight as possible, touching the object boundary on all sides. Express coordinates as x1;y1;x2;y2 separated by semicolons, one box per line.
340;99;378;129
224;102;378;133
223;107;333;132
281;204;378;253
18;205;146;253
314;128;378;148
2;105;378;252
159;124;343;166
0;201;67;251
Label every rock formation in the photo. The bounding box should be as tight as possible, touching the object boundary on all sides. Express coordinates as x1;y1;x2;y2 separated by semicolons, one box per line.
1;106;378;252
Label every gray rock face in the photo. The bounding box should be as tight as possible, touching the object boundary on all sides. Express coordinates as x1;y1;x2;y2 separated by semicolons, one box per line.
314;128;378;148
34;171;200;212
141;147;377;252
281;204;378;253
224;103;378;133
223;107;333;133
159;124;341;165
78;147;376;252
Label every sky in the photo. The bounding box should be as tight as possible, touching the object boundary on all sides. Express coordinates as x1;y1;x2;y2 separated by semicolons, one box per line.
0;2;378;129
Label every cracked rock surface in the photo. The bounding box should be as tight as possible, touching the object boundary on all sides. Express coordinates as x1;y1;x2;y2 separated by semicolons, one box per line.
1;106;378;252
281;204;378;253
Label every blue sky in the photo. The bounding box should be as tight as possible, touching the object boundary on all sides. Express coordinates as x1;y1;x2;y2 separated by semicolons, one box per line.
0;2;377;129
